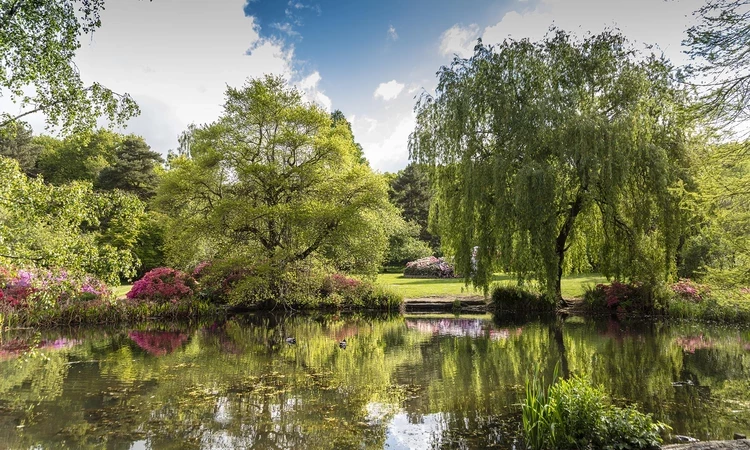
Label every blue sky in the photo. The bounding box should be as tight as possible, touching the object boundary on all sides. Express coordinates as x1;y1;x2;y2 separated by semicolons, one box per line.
4;0;704;172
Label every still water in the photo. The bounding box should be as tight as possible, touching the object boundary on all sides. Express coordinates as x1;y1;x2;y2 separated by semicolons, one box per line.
0;313;749;449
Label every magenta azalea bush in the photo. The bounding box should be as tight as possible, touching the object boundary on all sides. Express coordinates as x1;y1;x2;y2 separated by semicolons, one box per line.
584;281;652;313
126;267;196;303
319;273;365;302
0;265;112;311
670;278;709;303
404;256;456;278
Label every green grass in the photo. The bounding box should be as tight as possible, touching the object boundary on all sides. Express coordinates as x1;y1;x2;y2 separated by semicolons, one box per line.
114;284;132;299
376;272;607;299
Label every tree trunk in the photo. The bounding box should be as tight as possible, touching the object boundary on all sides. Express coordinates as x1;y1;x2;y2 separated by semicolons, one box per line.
554;192;585;303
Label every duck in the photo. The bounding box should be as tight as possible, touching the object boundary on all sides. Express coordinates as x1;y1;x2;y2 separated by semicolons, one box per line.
338;339;347;349
285;337;296;345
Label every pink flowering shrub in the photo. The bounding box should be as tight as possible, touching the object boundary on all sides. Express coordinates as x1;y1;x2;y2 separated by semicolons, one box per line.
584;281;653;313
404;256;456;278
192;261;211;280
0;266;113;311
126;267;196;304
670;279;709;303
320;273;363;299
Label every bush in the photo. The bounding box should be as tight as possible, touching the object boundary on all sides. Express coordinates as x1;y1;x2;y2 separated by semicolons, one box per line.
126;267;196;303
404;256;456;278
522;369;668;450
670;278;709;303
583;281;657;314
0;266;113;311
319;272;403;310
492;285;555;312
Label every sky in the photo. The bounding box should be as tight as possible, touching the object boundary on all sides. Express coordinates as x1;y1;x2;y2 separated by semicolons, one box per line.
9;0;705;172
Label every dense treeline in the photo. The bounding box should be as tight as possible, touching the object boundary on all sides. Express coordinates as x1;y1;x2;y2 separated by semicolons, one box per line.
0;0;749;318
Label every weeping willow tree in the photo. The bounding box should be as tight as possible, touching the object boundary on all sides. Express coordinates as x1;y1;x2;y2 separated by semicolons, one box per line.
410;29;697;300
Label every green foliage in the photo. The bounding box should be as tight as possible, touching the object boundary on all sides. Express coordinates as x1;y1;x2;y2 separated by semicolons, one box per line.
0;121;43;174
0;0;139;132
331;109;367;165
410;29;695;299
492;285;555;312
389;162;439;250
684;0;750;127
132;212;166;278
157;76;397;303
385;218;433;267
96;135;164;200
680;142;750;286
521;370;668;450
35;129;121;185
0;156;145;284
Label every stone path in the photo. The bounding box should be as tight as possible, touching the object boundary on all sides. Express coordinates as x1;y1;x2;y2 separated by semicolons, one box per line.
663;440;750;449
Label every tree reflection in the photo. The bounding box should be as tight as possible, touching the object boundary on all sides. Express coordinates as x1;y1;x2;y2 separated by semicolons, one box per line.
0;314;748;448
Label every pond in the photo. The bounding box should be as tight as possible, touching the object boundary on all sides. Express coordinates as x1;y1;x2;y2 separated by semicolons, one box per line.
0;313;749;449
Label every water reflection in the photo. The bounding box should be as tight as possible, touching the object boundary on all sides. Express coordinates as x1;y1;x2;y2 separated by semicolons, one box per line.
0;314;748;448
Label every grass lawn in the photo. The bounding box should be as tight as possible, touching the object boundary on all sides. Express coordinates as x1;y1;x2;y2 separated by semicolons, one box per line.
377;272;607;299
114;284;132;299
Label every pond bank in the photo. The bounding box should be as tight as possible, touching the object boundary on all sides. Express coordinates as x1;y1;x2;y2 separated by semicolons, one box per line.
664;439;750;449
402;295;489;313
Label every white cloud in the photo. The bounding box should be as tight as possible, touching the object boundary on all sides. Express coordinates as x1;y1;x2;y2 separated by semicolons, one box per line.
5;0;341;153
439;23;480;58
354;113;415;172
388;25;398;41
373;80;405;101
480;0;703;65
271;22;300;37
297;71;332;111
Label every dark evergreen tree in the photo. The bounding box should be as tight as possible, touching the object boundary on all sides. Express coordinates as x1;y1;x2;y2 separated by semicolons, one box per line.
97;136;164;200
0;121;43;175
389;163;439;250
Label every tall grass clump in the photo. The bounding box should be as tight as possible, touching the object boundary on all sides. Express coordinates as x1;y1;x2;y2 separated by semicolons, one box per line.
521;365;668;450
493;285;556;313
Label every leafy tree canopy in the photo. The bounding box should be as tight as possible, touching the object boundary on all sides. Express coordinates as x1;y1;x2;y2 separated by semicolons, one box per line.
0;0;139;132
157;76;396;298
684;0;750;129
97;135;164;200
410;29;696;299
0;156;146;283
34;128;122;185
389;162;439;251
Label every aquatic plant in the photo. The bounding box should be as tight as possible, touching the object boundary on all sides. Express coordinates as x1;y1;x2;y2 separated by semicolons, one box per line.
521;366;668;450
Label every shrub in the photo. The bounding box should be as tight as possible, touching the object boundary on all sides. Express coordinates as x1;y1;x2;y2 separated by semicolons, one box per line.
522;369;668;450
403;256;456;278
126;267;196;303
492;285;555;313
0;266;113;311
670;278;709;303
583;281;656;314
319;273;403;310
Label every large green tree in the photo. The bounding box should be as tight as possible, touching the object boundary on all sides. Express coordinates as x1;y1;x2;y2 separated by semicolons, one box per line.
34;128;121;184
97;135;163;200
0;0;139;131
389;162;439;251
410;30;695;299
157;76;396;300
0;156;145;283
684;0;750;128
